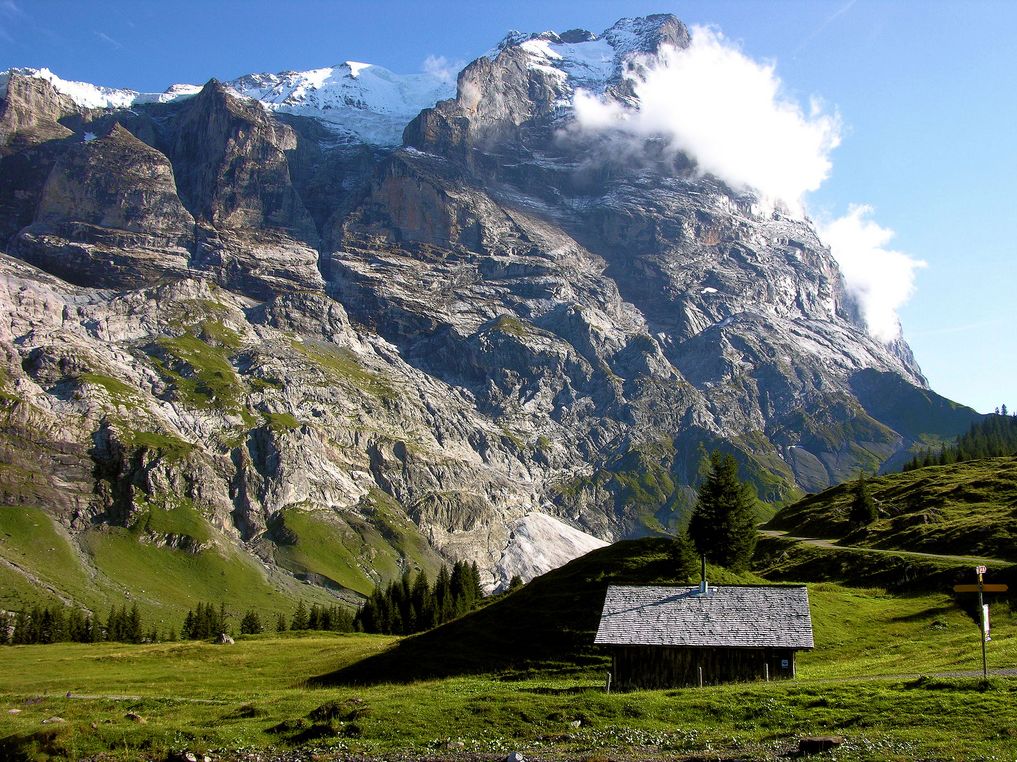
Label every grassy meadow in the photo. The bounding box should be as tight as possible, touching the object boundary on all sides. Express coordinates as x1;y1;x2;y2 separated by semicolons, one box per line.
3;577;1016;760
0;504;343;631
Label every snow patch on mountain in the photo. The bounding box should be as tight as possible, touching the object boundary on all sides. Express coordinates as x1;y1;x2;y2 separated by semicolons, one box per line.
491;511;608;591
0;62;454;147
497;15;686;99
225;62;455;145
0;67;198;107
552;38;616;86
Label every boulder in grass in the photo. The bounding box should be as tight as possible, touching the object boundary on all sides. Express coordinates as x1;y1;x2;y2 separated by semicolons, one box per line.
797;736;845;755
216;632;235;645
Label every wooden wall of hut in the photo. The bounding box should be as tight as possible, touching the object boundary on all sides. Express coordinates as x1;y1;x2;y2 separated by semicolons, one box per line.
611;646;798;690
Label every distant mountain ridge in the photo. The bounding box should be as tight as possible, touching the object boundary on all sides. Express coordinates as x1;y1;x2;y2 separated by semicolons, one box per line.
0;15;691;145
0;13;981;616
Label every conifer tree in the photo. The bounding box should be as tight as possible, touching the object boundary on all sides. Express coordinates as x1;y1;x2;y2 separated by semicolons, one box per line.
670;529;699;581
67;608;85;642
240;610;263;635
434;565;452;624
127;603;142;643
688;451;759;571
410;570;434;630
12;609;29;644
849;473;879;527
217;601;229;635
450;561;468;618
291;600;309;631
470;562;484;600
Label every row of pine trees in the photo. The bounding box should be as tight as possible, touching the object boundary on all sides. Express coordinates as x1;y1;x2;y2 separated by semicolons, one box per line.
904;409;1017;470
3;562;487;645
1;604;163;645
355;560;484;635
179;600;357;638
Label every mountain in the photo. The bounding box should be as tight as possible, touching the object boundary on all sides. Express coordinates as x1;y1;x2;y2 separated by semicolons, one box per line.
0;14;981;610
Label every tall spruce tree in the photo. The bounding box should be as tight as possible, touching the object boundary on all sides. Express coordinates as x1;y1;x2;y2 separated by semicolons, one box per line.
240;610;263;635
291;600;309;631
687;451;759;571
670;529;700;581
848;473;879;527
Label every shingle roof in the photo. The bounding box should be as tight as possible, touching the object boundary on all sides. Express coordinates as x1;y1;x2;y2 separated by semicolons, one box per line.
594;584;814;649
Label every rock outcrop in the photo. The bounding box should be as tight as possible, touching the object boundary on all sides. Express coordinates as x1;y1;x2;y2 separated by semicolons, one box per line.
10;124;194;288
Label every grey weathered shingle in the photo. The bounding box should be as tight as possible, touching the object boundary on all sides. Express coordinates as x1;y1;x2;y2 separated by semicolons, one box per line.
594;585;814;649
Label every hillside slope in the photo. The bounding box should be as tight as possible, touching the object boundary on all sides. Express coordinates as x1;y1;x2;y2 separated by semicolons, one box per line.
318;538;760;684
766;457;1017;561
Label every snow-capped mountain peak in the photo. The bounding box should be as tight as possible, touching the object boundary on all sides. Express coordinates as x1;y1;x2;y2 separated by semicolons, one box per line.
224;62;455;145
489;13;691;97
0;15;688;147
0;61;456;147
0;67;199;108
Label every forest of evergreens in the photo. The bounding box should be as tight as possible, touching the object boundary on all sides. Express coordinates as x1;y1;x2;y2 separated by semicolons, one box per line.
904;409;1017;470
1;562;486;646
353;560;485;635
1;603;154;645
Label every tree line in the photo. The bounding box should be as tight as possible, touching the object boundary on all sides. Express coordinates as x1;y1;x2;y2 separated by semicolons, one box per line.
0;603;166;645
354;560;484;635
4;561;488;646
904;409;1017;470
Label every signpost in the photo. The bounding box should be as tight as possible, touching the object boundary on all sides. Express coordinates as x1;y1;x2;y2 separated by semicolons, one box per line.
953;565;1008;680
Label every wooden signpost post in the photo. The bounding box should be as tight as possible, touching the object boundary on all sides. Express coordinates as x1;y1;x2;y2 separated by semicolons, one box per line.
953;565;1008;679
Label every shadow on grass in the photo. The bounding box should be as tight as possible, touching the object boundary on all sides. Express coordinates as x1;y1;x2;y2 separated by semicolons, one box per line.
890;604;955;623
309;538;691;686
904;675;1003;692
517;684;602;695
0;728;66;762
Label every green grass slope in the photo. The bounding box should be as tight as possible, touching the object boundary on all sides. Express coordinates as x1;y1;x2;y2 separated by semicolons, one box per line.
320;535;1017;687
270;493;443;596
0;503;342;630
3;629;1016;761
767;456;1017;561
850;368;982;471
315;538;701;684
4;538;1017;760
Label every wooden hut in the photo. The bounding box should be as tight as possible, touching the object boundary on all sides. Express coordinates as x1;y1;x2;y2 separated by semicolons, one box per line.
594;583;814;690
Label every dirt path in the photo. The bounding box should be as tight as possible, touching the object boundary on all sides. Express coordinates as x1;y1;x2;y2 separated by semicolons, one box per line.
61;692;229;704
759;529;1009;566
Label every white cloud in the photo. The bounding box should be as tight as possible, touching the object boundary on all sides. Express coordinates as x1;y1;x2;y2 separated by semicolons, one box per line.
95;30;122;49
818;205;926;343
571;25;841;212
569;24;923;343
422;54;463;84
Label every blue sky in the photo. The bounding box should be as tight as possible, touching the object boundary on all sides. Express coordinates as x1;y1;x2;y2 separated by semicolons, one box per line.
2;0;1014;413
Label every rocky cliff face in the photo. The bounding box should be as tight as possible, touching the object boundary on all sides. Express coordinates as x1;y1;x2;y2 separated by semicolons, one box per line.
0;15;980;604
10;124;194;288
